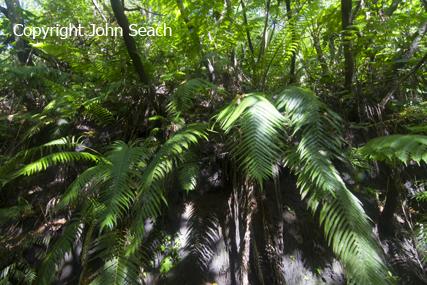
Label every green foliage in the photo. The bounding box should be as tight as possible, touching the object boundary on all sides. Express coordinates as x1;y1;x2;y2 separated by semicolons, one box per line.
167;78;222;117
218;93;285;187
1;136;101;186
3;0;427;283
0;197;32;226
89;231;147;285
130;124;207;238
217;86;390;283
276;87;390;284
0;217;49;285
358;134;427;165
34;124;206;284
36;220;84;284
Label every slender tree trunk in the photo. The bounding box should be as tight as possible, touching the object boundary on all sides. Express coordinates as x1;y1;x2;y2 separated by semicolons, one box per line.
4;0;31;66
380;52;427;108
285;0;296;84
385;0;402;17
257;0;271;63
342;0;354;93
240;0;255;67
379;165;401;236
109;0;159;114
312;33;329;75
176;0;215;82
241;182;254;285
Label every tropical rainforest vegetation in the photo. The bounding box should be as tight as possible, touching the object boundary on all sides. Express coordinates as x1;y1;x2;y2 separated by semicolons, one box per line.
1;0;427;284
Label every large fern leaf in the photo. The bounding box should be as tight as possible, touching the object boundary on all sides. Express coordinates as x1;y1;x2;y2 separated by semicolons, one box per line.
276;87;390;284
130;124;207;238
2;137;102;184
358;134;427;165
217;94;286;187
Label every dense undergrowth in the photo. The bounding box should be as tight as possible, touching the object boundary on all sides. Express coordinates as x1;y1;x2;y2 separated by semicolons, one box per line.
2;0;427;284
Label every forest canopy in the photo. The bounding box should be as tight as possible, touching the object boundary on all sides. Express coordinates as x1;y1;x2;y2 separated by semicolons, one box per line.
1;0;427;284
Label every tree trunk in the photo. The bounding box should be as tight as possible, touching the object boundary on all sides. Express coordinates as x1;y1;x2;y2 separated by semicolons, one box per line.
285;0;296;85
241;182;254;285
385;0;402;17
109;0;159;113
4;0;31;66
312;33;329;76
379;166;401;237
341;0;354;93
257;0;271;63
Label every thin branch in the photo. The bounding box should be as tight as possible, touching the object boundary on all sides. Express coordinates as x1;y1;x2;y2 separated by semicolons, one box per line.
124;5;165;16
240;0;255;64
385;0;402;17
92;0;107;22
380;52;427;109
0;6;8;17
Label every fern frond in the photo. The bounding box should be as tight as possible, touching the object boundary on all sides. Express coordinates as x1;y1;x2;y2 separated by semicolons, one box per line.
276;87;390;284
89;231;146;285
358;134;427;165
1;137;101;184
178;161;199;193
217;94;285;187
55;165;110;210
98;141;151;231
0;204;32;226
130;124;207;238
13;152;101;178
259;15;303;86
415;219;427;263
166;79;222;116
36;220;84;284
